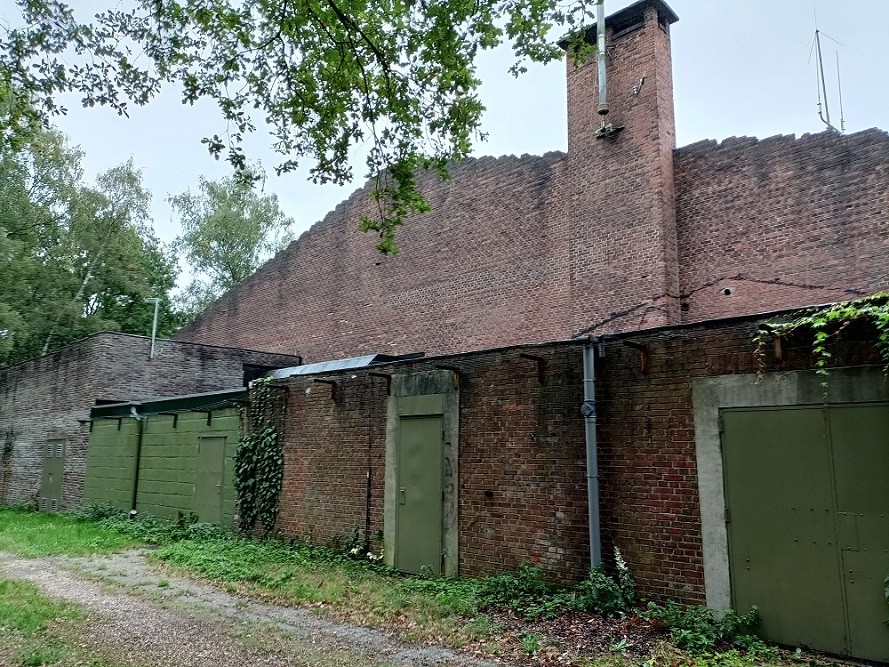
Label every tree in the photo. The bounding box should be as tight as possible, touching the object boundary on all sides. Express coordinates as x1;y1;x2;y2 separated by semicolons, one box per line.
171;175;293;316
0;1;597;253
0;122;182;366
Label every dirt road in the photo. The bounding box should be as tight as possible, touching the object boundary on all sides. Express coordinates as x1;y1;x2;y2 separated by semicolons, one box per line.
0;550;499;667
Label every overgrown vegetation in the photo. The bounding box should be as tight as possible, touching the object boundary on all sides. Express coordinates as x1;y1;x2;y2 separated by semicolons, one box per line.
0;505;140;556
0;505;797;665
234;377;286;536
754;292;889;376
642;602;767;656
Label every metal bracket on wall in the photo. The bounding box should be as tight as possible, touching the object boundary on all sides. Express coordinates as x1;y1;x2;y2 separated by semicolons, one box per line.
313;378;338;401
622;341;650;374
518;353;547;384
157;411;180;428
368;372;392;395
191;409;213;426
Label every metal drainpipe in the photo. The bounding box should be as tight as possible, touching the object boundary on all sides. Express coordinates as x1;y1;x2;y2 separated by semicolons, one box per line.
596;0;608;116
582;336;603;568
129;406;144;513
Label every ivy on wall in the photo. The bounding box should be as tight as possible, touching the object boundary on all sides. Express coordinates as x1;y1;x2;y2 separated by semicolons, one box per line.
235;377;286;536
754;292;889;376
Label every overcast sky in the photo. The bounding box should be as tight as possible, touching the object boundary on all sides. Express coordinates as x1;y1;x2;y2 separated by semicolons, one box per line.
10;0;889;247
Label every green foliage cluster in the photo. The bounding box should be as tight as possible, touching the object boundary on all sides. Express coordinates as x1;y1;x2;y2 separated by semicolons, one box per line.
2;0;600;253
0;505;140;556
0;95;182;366
235;378;286;536
170;174;294;316
642;601;765;656
754;292;889;377
475;550;636;620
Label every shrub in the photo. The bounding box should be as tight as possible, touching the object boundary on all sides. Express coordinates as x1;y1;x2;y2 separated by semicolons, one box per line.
643;601;762;655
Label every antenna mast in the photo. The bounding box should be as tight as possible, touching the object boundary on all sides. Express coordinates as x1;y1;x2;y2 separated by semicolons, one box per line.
814;29;834;131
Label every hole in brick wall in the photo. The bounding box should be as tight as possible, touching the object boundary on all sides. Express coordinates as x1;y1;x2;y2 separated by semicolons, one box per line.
722;287;736;296
680;302;690;311
484;490;494;500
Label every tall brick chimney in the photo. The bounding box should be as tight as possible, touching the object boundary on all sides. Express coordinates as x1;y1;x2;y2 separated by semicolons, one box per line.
564;0;680;334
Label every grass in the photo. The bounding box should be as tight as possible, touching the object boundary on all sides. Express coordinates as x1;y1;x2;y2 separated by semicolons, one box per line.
0;505;812;666
0;506;142;557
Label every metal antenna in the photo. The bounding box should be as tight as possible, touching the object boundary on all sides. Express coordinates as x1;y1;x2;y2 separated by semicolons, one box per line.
815;28;833;130
836;51;846;133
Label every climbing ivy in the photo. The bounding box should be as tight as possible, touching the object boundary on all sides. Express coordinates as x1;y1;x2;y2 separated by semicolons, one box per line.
234;377;285;537
754;292;889;376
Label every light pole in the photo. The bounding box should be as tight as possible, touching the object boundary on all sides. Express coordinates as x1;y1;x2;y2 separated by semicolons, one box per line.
144;297;160;359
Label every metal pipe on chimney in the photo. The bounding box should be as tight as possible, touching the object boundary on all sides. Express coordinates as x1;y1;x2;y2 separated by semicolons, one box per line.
596;0;608;115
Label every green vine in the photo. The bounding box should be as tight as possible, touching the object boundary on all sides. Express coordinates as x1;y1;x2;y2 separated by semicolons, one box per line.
234;377;285;537
754;292;889;377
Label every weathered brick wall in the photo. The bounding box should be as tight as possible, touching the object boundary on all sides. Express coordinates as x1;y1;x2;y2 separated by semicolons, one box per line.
675;129;889;324
175;153;570;362
274;343;590;582
276;374;389;546
596;317;882;603
0;332;301;509
172;1;888;361
272;320;882;599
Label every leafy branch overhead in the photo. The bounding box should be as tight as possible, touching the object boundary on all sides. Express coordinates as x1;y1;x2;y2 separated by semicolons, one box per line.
2;0;599;253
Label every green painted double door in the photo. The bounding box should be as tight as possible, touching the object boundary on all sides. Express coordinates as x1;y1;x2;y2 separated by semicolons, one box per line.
721;404;889;662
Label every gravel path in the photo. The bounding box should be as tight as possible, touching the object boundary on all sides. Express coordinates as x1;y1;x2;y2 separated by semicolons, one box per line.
0;550;500;667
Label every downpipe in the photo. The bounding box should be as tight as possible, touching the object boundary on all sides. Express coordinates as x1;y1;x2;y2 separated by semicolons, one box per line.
582;336;603;568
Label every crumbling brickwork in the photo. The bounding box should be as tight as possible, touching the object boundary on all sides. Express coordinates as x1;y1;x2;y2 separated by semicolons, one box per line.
0;333;301;509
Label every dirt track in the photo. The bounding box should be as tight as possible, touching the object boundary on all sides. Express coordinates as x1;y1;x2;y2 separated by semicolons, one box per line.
0;550;499;667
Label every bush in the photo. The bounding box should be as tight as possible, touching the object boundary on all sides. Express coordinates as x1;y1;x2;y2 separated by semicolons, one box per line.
65;503;124;522
476;557;634;620
643;601;763;655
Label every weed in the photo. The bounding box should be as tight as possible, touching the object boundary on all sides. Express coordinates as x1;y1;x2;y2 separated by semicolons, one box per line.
642;601;765;656
521;630;541;656
157;579;170;588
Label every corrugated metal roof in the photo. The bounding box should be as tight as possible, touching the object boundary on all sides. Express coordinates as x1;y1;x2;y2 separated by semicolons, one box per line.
268;355;382;379
268;352;424;379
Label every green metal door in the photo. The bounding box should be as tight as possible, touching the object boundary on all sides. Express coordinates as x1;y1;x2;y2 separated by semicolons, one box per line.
39;440;65;512
396;415;443;575
722;405;889;662
828;405;889;661
722;408;844;652
195;436;226;523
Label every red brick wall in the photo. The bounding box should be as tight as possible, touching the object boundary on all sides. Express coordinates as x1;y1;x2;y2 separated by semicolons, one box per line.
272;343;590;582
173;3;887;360
173;2;683;359
271;321;882;601
675;129;889;324
596;317;882;603
0;333;301;508
275;374;389;546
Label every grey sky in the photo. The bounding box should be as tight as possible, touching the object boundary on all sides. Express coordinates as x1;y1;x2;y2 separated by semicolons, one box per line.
17;1;889;248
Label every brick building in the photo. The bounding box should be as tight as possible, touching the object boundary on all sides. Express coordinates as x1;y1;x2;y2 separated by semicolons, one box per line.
164;1;888;658
0;332;300;509
1;0;887;660
173;0;888;363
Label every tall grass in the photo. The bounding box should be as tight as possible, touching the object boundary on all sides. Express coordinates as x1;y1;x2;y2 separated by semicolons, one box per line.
0;506;141;556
